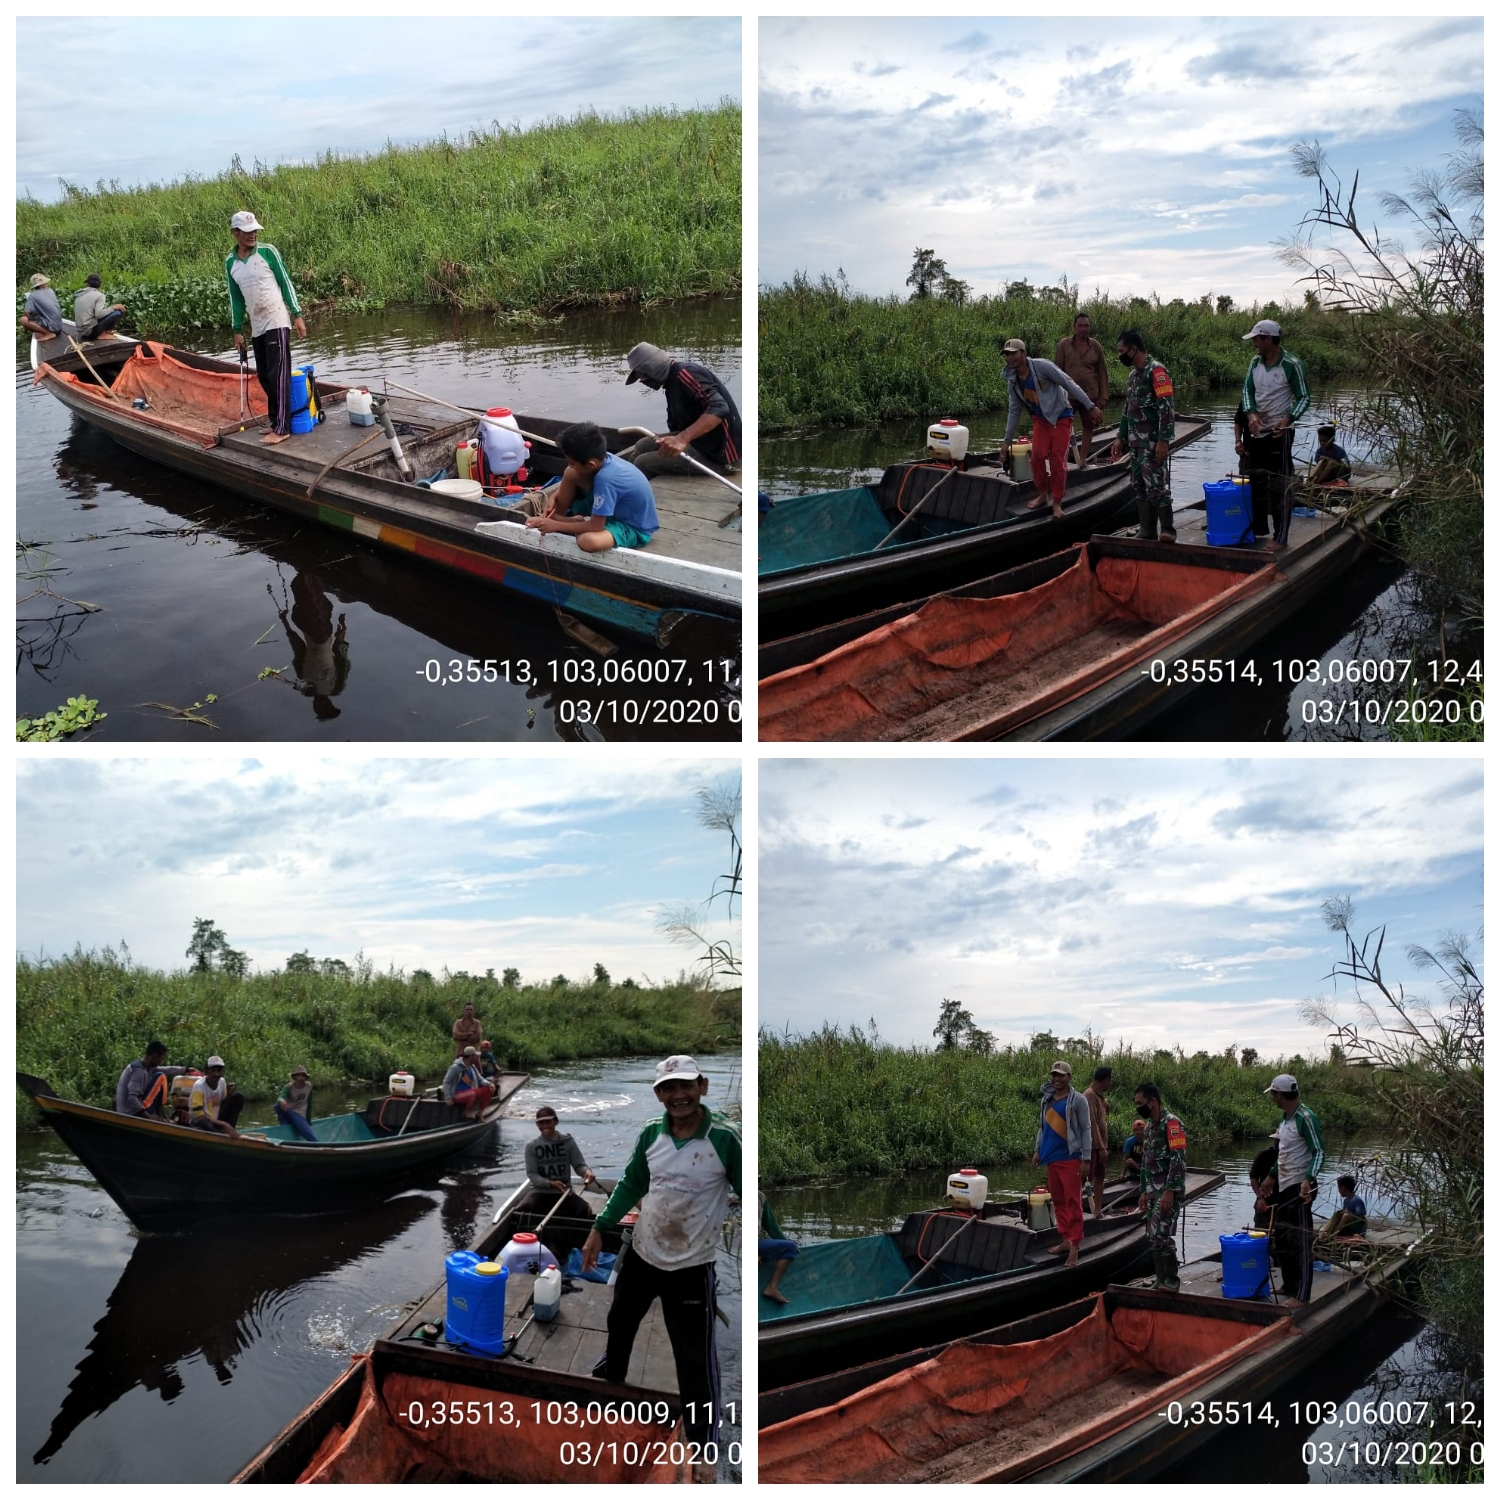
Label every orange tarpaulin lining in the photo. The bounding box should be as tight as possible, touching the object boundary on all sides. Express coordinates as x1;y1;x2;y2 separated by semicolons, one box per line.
759;1295;1295;1484
36;342;267;447
298;1357;685;1483
759;546;1278;742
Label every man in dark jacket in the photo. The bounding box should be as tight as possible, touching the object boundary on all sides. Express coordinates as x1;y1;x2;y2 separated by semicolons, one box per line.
620;342;741;476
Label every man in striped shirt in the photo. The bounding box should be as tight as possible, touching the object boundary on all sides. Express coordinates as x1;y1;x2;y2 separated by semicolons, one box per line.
1240;319;1311;551
582;1054;740;1478
621;342;742;476
1263;1072;1325;1305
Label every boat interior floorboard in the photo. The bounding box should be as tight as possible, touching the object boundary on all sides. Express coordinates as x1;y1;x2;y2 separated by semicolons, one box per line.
920;1367;1165;1484
392;1271;679;1395
897;618;1155;741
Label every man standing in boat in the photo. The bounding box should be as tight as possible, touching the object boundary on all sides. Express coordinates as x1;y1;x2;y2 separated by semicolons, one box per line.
1053;312;1110;468
1132;1082;1187;1291
1001;341;1108;520
621;342;742;476
1240;319;1310;549
1110;330;1177;542
1081;1065;1113;1218
581;1055;741;1481
225;211;307;447
1031;1061;1091;1268
1263;1073;1325;1305
452;1000;483;1058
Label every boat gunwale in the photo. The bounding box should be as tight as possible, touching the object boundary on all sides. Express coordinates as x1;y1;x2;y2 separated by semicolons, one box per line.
759;1167;1227;1349
34;349;743;620
758;416;1214;592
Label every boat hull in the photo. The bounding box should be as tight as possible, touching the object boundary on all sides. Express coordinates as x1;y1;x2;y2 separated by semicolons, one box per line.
35;348;740;643
759;419;1211;640
758;1169;1225;1390
21;1072;530;1233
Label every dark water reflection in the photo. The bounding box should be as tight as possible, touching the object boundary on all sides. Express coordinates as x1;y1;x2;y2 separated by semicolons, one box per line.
18;1054;742;1483
768;1137;1479;1483
17;302;742;742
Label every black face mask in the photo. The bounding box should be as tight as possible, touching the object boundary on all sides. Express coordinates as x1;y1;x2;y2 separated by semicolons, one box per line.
1118;352;1135;367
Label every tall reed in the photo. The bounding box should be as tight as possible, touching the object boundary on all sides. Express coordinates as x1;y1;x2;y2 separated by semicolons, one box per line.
17;105;741;337
17;948;740;1120
759;274;1365;431
759;1023;1383;1184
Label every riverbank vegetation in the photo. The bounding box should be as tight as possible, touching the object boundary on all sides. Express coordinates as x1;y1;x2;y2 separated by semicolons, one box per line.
17;946;740;1123
16;104;741;338
759;271;1364;431
1283;112;1482;632
760;1020;1384;1184
1303;899;1482;1357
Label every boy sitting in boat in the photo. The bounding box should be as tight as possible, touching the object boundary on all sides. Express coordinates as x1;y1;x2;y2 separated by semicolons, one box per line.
1318;1173;1369;1243
189;1056;246;1137
521;422;660;552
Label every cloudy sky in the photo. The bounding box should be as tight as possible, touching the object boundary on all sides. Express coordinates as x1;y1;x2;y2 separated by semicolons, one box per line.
17;759;739;984
760;759;1482;1060
760;17;1482;304
17;18;741;202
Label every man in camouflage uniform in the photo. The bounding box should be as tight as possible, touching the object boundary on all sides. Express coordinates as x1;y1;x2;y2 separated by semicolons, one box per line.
1133;1081;1187;1290
1110;328;1177;541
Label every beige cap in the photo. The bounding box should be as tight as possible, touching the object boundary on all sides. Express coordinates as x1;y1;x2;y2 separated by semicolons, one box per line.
1050;1060;1073;1078
463;1045;478;1057
1003;338;1027;354
29;272;50;289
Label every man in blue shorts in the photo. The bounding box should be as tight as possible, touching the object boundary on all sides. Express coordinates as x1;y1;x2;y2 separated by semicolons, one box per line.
523;421;659;552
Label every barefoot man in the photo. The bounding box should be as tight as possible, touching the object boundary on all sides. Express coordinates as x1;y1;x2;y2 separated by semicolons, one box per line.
1032;1060;1091;1269
225;211;307;447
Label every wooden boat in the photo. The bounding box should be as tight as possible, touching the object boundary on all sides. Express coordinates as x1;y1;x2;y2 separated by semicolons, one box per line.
31;339;740;646
758;418;1211;641
760;536;1282;741
757;1168;1225;1391
759;1228;1425;1484
233;1182;693;1483
18;1069;530;1233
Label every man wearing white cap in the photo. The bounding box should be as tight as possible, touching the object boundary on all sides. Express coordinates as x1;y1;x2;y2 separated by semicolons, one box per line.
1240;320;1310;550
188;1055;244;1137
1263;1074;1325;1305
224;211;307;446
582;1054;741;1479
621;342;742;476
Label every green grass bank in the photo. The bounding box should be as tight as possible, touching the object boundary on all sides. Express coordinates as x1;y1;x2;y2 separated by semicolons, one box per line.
17;105;741;339
759;275;1367;431
760;1026;1385;1184
17;949;740;1124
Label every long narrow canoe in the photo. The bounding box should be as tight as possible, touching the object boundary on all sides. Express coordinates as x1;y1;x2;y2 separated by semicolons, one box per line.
32;340;740;646
758;1168;1224;1390
19;1069;529;1233
760;537;1281;741
760;1230;1425;1483
233;1183;692;1483
759;418;1211;640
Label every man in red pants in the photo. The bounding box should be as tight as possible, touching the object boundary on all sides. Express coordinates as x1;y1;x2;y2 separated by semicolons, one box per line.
1032;1060;1092;1268
1001;340;1108;519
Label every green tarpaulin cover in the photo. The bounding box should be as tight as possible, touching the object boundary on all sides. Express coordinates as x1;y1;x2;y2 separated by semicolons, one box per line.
759;1232;916;1323
758;488;892;577
247;1112;378;1145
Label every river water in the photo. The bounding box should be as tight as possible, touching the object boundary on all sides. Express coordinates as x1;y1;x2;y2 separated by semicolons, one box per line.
759;389;1463;743
768;1138;1478;1482
17;301;742;742
17;1053;742;1484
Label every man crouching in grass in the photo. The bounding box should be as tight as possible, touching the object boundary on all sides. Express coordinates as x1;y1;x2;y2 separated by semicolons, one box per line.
522;421;659;552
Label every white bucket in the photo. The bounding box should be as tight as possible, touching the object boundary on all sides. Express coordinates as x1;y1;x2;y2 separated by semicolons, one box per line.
347;388;375;426
431;478;485;502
